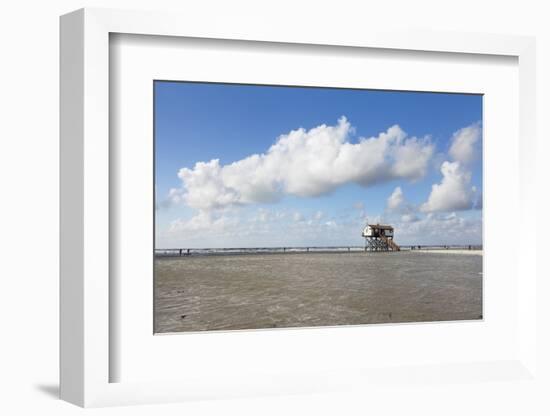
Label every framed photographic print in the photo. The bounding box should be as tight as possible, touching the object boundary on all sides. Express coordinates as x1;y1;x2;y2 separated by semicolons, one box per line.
60;8;537;407
153;81;483;334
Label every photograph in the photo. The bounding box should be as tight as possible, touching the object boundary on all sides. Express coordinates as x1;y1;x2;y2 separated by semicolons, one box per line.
154;81;483;333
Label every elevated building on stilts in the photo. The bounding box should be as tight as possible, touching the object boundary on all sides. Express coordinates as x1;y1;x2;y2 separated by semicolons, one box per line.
362;223;400;252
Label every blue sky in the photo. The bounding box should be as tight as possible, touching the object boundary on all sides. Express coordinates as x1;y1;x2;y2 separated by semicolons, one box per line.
155;81;482;248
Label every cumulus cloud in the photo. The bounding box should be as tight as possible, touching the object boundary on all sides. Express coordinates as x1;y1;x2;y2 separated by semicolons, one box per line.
159;119;484;248
169;117;434;211
449;122;481;165
420;161;475;213
162;205;481;248
385;186;419;221
169;209;238;233
420;122;481;213
162;206;363;248
386;186;404;211
401;213;420;223
293;212;305;222
395;211;482;245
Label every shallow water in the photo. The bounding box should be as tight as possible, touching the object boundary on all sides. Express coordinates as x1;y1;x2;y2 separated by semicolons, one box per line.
154;252;482;333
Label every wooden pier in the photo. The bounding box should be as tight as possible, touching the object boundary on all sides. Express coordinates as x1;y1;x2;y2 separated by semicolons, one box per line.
154;244;481;257
154;246;365;257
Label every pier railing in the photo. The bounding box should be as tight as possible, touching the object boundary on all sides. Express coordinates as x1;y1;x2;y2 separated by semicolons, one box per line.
402;244;482;251
155;244;482;257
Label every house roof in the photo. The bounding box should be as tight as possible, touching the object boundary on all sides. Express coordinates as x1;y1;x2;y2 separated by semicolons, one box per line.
367;224;394;230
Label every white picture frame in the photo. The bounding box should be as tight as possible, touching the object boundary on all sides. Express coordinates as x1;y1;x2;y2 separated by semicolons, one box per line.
60;7;537;407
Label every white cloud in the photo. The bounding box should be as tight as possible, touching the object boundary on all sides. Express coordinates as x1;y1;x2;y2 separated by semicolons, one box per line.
293;212;305;222
170;117;434;211
161;206;366;248
394;211;482;245
169;209;239;233
420;122;481;213
161;205;482;248
400;213;419;223
449;122;481;164
171;160;242;211
420;161;475;213
159;120;483;248
386;186;404;211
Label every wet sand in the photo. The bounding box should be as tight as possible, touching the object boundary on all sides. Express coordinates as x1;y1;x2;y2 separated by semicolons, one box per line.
154;251;482;333
411;249;483;255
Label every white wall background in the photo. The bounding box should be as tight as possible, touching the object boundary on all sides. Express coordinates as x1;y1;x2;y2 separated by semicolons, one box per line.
0;0;548;414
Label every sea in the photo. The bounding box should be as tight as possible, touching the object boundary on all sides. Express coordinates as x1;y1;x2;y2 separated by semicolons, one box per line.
154;251;482;333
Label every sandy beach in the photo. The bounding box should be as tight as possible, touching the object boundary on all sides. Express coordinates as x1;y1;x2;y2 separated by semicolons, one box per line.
154;251;482;333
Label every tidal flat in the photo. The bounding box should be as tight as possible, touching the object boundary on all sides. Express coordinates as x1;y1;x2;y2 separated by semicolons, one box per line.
154;251;482;333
